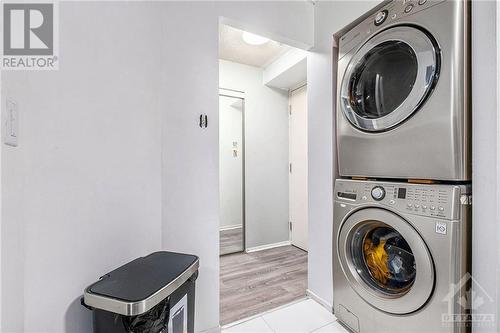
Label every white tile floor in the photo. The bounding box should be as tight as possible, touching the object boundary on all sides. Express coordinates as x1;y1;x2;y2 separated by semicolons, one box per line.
222;299;349;333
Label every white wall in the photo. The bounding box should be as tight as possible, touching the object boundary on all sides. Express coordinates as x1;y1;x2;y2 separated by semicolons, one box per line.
306;0;382;309
1;2;313;332
263;48;308;90
472;1;500;331
219;59;290;249
1;2;164;332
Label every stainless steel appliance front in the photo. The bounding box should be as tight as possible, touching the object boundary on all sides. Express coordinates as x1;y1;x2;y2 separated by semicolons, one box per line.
336;0;470;181
333;179;471;333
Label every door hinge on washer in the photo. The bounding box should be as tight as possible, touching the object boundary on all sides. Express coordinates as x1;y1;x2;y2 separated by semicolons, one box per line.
289;221;292;231
289;163;292;173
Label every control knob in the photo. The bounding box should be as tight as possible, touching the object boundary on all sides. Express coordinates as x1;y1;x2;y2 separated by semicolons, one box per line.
371;186;386;201
374;10;388;26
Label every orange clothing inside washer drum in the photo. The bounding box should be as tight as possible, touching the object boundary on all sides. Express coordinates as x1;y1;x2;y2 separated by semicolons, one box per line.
364;238;390;285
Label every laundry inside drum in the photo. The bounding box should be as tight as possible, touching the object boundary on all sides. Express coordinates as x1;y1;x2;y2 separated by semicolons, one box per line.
358;226;416;295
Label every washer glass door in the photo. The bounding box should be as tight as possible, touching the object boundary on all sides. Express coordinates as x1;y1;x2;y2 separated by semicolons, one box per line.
337;208;434;314
353;224;416;296
340;26;439;132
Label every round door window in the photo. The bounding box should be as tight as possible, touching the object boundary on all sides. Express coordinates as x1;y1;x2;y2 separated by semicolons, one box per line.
337;208;435;314
349;41;418;120
340;26;439;132
350;223;416;296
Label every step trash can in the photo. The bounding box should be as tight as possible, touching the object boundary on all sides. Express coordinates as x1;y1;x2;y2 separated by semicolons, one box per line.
82;251;199;333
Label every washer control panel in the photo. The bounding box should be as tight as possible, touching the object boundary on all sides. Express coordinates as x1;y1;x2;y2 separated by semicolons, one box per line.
335;179;471;221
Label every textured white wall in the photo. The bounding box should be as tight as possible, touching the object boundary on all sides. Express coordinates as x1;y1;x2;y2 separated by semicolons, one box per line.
307;0;382;309
0;1;314;331
472;1;500;332
219;59;290;249
1;2;164;332
0;2;313;331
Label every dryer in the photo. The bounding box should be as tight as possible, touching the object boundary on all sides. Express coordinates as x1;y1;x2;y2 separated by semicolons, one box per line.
332;179;471;333
336;0;470;181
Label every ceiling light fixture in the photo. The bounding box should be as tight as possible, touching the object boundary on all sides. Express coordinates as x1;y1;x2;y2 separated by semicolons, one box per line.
242;32;270;45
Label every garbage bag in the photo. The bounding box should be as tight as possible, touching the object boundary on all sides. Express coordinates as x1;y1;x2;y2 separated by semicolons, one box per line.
122;297;170;333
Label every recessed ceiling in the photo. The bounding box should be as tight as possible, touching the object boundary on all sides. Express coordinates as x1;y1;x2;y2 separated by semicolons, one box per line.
219;25;291;68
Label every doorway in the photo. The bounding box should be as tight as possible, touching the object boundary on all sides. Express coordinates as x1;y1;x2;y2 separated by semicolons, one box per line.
218;23;309;326
219;92;245;256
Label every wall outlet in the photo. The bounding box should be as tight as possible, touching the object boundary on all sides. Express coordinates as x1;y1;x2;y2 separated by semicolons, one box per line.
4;99;18;147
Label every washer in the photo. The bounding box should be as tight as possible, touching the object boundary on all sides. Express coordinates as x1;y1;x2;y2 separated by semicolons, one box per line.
336;0;470;181
333;179;471;333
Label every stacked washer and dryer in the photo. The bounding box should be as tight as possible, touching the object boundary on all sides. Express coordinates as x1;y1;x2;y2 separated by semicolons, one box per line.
333;1;471;333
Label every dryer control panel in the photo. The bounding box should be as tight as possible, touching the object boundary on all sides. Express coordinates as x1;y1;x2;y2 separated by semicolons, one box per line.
338;0;446;60
335;179;471;221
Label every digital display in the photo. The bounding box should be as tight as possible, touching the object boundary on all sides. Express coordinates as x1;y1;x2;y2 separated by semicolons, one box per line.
398;188;407;199
338;192;357;200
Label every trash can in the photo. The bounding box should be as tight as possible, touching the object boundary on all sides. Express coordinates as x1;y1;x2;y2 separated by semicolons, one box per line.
82;251;199;333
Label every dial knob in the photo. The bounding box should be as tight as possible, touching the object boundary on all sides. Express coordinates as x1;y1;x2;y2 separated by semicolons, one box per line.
374;10;388;26
371;186;386;201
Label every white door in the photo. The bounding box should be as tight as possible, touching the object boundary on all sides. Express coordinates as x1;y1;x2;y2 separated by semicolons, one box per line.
289;85;308;251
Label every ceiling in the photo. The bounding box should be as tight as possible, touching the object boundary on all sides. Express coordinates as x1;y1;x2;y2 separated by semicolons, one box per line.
219;25;291;68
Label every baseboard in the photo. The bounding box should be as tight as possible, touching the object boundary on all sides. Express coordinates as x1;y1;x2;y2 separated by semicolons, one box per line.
198;325;221;333
245;240;291;253
307;289;334;314
220;224;242;231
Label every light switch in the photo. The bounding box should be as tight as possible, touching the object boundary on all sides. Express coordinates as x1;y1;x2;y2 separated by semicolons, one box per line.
4;99;18;147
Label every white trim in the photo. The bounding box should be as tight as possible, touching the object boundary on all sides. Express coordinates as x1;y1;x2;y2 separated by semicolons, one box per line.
219;88;245;99
306;289;334;314
219;224;242;231
290;82;307;93
245;241;291;253
496;0;500;329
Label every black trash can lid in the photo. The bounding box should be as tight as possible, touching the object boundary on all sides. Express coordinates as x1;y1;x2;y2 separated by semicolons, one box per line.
83;251;199;316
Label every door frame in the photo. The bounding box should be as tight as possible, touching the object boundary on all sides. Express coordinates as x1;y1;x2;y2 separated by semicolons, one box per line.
219;88;247;252
288;83;308;250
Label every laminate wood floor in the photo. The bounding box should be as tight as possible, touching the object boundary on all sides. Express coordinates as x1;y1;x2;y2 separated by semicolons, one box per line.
220;245;307;325
220;227;244;255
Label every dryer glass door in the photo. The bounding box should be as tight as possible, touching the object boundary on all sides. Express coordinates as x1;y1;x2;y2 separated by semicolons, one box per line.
337;208;434;314
340;26;439;132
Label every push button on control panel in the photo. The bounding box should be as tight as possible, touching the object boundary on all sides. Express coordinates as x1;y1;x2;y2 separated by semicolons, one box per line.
404;4;414;13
